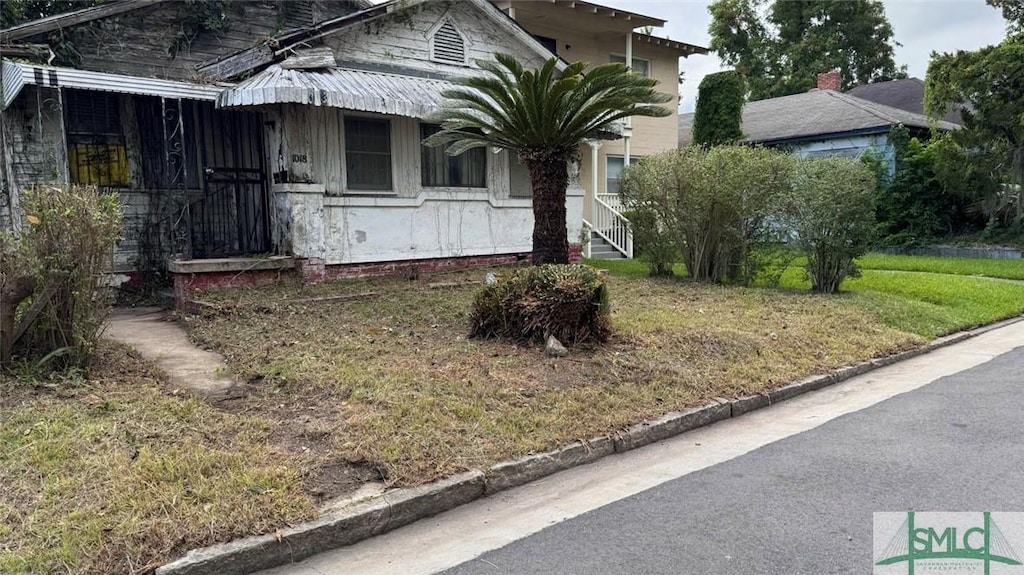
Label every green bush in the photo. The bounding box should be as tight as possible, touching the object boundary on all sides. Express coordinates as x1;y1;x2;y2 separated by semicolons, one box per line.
786;157;877;293
692;70;745;147
469;264;611;345
2;185;122;371
618;146;794;284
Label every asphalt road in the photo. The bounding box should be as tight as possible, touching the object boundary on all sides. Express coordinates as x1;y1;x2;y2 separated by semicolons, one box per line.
440;347;1024;575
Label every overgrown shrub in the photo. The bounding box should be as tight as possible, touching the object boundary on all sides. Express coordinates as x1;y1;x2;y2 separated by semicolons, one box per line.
871;128;977;246
618;146;794;284
469;264;610;345
1;185;122;371
786;157;877;293
692;70;745;147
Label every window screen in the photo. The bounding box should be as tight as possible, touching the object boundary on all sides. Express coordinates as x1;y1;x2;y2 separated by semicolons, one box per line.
345;117;393;191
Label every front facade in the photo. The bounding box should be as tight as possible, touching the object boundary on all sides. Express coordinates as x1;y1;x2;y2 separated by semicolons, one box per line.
1;0;704;295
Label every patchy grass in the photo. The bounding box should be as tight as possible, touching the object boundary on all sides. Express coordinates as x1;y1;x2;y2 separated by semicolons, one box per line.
858;253;1024;281
9;258;1024;574
0;342;319;575
185;261;1024;490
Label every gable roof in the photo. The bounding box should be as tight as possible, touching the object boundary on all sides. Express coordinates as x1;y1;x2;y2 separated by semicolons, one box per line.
846;77;964;125
201;0;564;82
678;89;961;147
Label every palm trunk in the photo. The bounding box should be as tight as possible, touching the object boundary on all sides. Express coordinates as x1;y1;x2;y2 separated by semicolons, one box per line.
525;153;570;265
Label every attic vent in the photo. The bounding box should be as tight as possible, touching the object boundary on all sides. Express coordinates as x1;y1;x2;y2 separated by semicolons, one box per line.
431;19;466;64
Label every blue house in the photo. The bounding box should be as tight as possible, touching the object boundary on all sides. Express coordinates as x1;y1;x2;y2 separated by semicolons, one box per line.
678;73;960;172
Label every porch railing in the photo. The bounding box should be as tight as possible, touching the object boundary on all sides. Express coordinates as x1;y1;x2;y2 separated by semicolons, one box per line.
596;193;624;213
590;194;633;259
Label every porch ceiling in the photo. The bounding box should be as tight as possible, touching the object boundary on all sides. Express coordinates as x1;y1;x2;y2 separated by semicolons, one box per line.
216;65;455;118
1;59;227;110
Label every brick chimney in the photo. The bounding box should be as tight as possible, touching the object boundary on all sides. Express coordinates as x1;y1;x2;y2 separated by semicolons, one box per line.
816;70;841;91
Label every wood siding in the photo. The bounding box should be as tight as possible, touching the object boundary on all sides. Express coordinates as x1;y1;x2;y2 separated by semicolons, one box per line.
24;1;362;82
323;1;548;76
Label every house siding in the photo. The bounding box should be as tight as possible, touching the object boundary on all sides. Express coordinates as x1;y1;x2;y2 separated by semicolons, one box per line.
21;1;362;82
322;1;549;76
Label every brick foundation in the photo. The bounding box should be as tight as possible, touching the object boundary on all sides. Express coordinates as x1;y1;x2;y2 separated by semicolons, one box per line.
569;243;583;263
323;252;531;280
172;268;298;305
171;252;533;307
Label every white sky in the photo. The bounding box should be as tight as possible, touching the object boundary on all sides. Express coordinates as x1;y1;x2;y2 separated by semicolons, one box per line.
597;0;1009;111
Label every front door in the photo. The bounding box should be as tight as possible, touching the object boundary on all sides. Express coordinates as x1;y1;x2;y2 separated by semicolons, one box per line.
187;102;271;259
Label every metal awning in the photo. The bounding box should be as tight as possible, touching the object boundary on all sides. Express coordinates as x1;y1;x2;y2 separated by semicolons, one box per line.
216;65;456;118
1;59;228;110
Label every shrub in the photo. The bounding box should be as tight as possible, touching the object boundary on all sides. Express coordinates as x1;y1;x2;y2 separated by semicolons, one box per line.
469;264;610;345
618;146;794;284
2;185;122;370
786;157;877;293
692;70;745;147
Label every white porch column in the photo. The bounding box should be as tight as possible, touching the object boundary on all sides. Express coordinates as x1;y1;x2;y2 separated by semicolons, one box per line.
623;32;633;164
585;140;602;258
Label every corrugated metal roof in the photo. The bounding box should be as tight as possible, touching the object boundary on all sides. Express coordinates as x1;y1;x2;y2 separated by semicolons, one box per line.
1;59;228;110
217;65;456;118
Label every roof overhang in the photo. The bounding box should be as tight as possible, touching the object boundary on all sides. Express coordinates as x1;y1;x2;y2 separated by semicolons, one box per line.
217;66;455;119
1;59;228;110
633;32;708;58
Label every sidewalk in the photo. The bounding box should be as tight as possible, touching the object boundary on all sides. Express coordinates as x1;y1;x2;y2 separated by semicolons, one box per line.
105;307;240;400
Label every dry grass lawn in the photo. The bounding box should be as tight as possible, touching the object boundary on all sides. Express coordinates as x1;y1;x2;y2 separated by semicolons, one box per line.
5;261;1024;574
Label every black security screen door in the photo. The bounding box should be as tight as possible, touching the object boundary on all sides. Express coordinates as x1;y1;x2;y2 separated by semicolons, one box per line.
187;102;270;259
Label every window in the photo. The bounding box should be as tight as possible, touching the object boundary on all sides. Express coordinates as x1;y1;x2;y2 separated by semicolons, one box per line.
420;125;486;188
532;35;557;55
605;155;641;195
345;117;392;191
65;89;129;187
431;18;466;65
610;54;651;77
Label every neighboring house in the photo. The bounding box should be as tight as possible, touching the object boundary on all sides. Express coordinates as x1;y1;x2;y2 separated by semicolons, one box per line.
846;77;964;125
495;0;708;259
678;72;960;172
0;0;583;299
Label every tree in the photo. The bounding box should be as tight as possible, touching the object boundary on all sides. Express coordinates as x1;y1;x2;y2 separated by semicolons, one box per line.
425;53;672;264
692;70;746;146
0;0;104;28
926;34;1024;226
709;0;905;101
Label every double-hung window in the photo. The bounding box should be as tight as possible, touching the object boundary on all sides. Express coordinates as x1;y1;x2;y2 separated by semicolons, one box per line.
345;117;393;191
605;155;641;195
420;124;486;188
609;54;651;77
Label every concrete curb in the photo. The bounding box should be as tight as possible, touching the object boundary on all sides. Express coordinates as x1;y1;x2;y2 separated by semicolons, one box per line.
157;314;1024;575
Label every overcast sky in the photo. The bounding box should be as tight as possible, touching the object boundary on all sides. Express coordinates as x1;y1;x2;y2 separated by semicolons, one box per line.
597;0;1009;111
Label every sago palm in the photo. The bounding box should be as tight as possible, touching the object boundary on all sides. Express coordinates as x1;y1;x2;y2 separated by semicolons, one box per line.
425;53;673;264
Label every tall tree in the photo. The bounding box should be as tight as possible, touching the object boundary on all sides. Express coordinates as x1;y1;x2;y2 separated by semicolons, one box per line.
926;31;1024;225
426;54;671;264
709;0;905;101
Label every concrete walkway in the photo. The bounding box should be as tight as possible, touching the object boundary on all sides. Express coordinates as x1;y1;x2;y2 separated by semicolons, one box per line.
255;319;1024;575
105;307;239;400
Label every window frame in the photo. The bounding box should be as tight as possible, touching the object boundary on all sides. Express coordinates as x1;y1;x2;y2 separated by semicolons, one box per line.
63;89;130;188
609;53;652;78
419;123;488;189
605;154;641;195
343;114;394;193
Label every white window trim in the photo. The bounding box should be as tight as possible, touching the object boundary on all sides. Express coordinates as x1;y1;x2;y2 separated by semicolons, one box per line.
610;53;652;77
426;14;470;67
